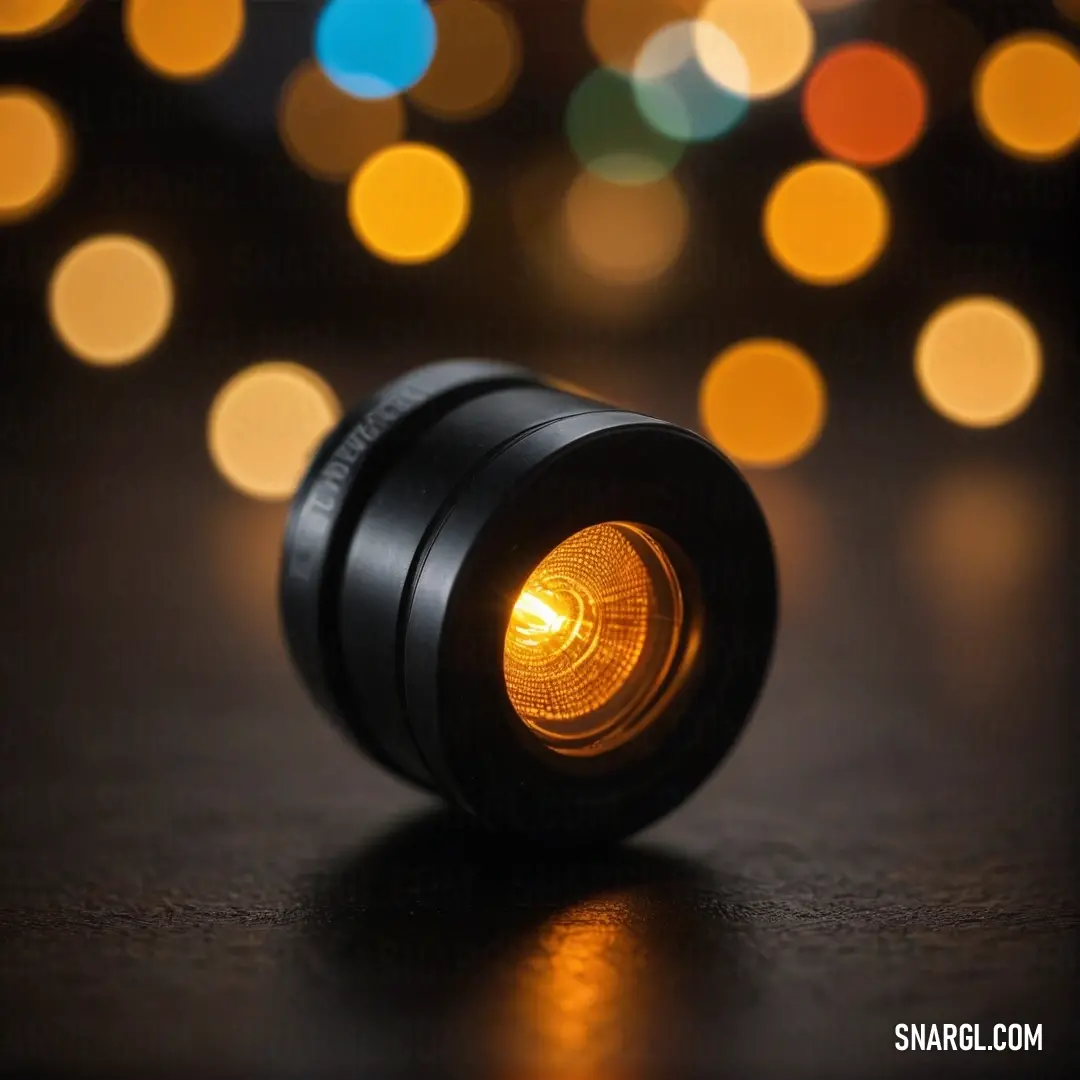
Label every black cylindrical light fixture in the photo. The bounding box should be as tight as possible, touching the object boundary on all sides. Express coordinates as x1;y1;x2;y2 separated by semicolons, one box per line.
280;360;776;844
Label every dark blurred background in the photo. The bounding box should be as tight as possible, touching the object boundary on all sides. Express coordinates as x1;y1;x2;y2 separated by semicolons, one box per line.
1;1;1077;1077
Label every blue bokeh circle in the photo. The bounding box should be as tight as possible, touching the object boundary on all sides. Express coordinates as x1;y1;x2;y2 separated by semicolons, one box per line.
315;0;437;100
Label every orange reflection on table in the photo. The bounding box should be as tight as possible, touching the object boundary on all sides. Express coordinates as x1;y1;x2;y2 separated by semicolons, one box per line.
499;894;653;1080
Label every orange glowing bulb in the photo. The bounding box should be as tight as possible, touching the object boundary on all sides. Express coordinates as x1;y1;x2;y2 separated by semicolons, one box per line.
512;588;572;645
503;522;686;755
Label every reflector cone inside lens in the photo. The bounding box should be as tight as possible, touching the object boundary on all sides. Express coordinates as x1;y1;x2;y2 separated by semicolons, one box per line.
503;522;684;755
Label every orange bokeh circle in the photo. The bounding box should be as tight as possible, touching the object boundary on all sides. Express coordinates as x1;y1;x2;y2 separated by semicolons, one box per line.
803;42;928;167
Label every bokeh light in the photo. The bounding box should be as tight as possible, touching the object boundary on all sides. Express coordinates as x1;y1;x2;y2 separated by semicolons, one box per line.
567;67;685;184
907;465;1053;707
510;148;678;323
633;20;749;143
974;32;1080;161
563;172;688;284
699;338;827;467
803;43;928;167
698;0;814;99
48;235;174;366
408;0;521;120
0;88;71;223
915;296;1042;428
911;468;1050;619
583;0;701;73
208;362;341;501
866;0;983;119
1054;1;1080;26
124;0;245;81
315;0;436;100
0;0;80;36
764;160;890;286
347;142;470;264
209;497;289;656
278;60;405;182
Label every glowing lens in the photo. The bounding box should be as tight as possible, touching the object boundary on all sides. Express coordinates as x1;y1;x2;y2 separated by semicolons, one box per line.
504;522;687;756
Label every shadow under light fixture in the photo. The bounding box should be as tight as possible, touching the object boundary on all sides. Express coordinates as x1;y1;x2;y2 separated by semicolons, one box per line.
280;361;776;844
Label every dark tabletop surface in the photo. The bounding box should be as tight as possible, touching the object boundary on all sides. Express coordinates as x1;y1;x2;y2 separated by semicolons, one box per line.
1;375;1076;1080
2;1;1078;1075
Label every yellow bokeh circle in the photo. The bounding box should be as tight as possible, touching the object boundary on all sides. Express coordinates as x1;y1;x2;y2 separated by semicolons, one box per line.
915;296;1042;428
124;0;245;81
764;160;890;286
0;87;72;223
48;235;174;366
348;143;470;264
974;32;1080;161
699;0;815;98
699;339;827;467
0;0;80;37
208;362;342;501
